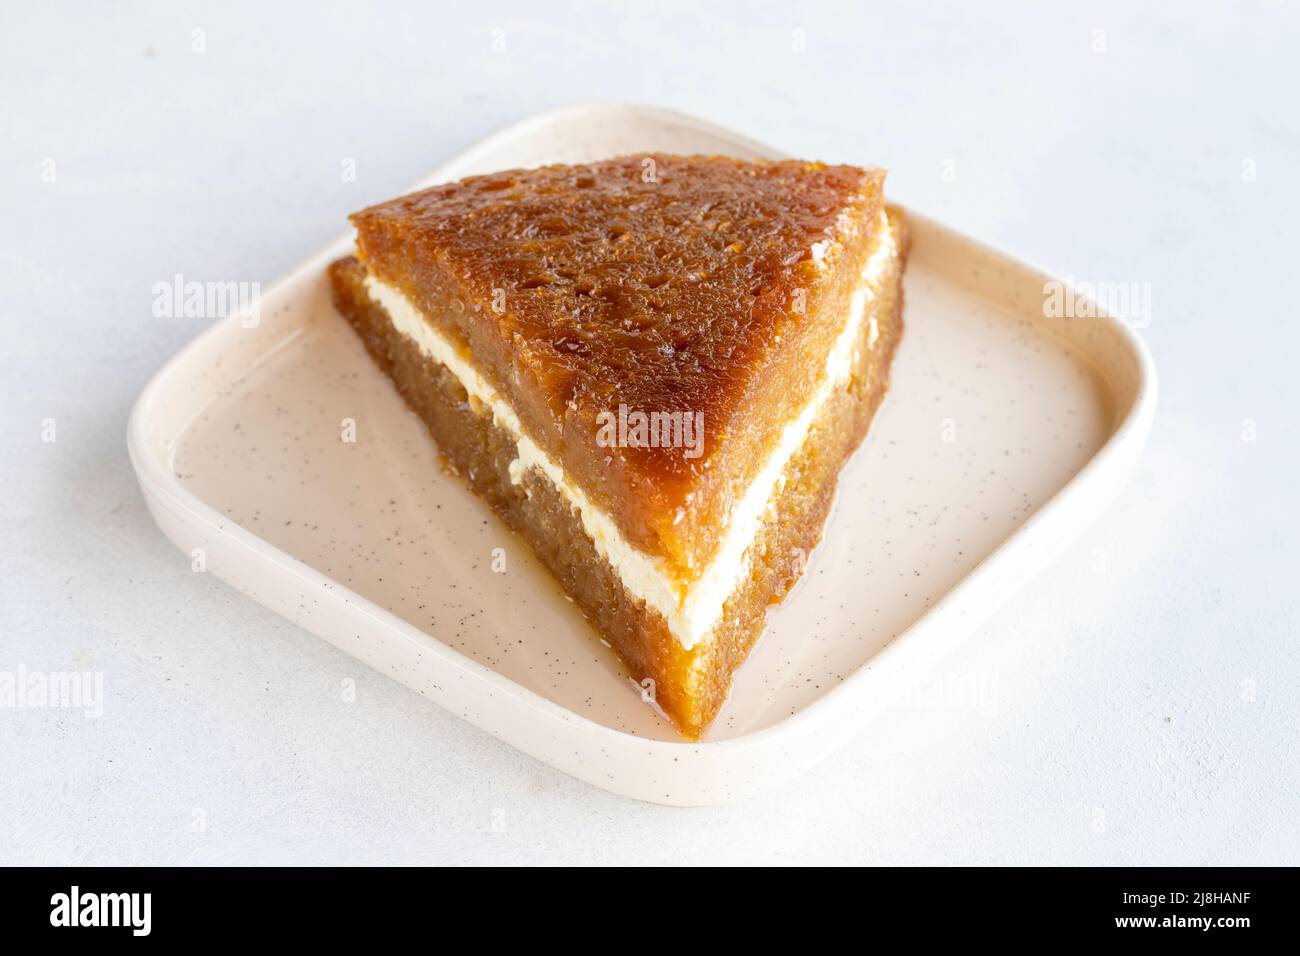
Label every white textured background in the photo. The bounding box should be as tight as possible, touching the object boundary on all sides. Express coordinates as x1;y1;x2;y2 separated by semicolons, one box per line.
2;1;1297;865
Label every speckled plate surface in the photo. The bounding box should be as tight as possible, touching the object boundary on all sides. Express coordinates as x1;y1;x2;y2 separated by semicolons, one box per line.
128;104;1156;805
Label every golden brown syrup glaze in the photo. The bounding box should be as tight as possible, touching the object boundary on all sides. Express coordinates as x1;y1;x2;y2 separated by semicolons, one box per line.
351;154;884;580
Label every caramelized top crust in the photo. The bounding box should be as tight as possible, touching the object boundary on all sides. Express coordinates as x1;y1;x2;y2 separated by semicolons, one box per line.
351;154;884;580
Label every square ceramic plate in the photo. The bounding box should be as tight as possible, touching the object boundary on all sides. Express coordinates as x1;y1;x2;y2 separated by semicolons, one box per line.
129;104;1155;805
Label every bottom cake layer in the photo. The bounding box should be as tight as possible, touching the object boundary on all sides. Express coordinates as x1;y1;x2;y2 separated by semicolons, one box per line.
328;210;906;738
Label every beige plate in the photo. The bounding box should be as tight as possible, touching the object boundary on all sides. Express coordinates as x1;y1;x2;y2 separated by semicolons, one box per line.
129;104;1156;805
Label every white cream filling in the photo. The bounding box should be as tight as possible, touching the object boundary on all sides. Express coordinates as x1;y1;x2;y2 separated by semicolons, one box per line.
362;213;896;650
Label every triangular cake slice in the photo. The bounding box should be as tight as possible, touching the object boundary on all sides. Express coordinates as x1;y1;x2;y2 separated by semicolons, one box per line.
328;154;908;738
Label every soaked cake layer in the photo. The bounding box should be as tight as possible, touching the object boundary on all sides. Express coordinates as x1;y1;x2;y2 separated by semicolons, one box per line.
326;209;907;735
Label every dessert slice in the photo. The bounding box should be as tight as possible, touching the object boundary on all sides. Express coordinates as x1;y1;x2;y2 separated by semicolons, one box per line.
328;154;907;739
